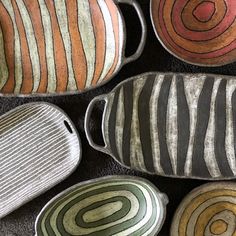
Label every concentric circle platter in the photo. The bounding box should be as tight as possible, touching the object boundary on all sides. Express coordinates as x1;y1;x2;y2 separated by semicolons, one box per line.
150;0;236;66
171;182;236;236
35;176;168;236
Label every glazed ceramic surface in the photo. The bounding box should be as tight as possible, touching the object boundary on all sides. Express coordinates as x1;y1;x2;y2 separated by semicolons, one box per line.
0;102;81;218
0;0;146;95
86;72;236;180
150;0;236;66
171;182;236;236
35;175;168;236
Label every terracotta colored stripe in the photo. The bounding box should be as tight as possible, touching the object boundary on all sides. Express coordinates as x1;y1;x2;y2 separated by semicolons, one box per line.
89;0;106;86
103;0;119;81
45;0;68;92
66;0;87;90
24;0;48;93
0;2;14;93
11;0;33;94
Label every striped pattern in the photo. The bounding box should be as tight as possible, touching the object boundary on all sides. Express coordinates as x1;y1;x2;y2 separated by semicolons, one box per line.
151;0;236;66
0;103;81;218
35;176;167;236
0;0;124;95
101;73;236;179
171;182;236;236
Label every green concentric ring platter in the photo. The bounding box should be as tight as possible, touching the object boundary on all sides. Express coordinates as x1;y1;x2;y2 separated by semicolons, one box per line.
35;175;168;236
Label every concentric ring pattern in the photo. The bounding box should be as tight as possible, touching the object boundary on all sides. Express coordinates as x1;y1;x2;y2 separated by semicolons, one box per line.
35;176;167;236
151;0;236;66
171;182;236;236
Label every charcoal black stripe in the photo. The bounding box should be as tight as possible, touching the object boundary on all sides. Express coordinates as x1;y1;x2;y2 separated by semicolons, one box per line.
215;80;234;177
192;77;214;178
108;88;121;162
138;75;156;173
122;81;133;166
157;75;173;175
176;75;190;175
232;90;236;161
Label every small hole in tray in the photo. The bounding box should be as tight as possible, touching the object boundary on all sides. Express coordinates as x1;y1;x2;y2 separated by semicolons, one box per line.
64;120;73;134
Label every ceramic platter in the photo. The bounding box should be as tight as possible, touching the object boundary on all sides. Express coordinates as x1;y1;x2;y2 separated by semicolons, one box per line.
0;0;146;95
35;175;168;236
86;72;236;180
0;102;81;218
171;182;236;236
150;0;236;66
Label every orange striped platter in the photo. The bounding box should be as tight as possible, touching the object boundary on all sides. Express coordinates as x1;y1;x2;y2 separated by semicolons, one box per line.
0;0;146;95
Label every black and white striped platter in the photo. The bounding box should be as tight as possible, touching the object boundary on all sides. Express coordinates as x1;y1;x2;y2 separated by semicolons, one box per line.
35;175;168;236
85;72;236;180
0;102;81;218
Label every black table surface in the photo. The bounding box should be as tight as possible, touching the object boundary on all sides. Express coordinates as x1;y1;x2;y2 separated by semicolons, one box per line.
1;1;236;235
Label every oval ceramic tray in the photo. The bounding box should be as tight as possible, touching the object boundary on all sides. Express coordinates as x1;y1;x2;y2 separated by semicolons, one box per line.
171;182;236;236
150;0;236;66
0;0;146;95
85;72;236;180
0;102;81;218
35;175;168;236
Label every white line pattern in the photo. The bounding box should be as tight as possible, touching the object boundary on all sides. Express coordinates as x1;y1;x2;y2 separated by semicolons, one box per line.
0;103;81;218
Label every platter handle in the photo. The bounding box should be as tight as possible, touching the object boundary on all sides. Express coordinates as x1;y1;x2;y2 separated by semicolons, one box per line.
117;0;147;65
85;95;111;155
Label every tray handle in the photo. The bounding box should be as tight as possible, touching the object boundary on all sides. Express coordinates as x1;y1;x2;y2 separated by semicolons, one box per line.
117;0;147;65
85;95;111;155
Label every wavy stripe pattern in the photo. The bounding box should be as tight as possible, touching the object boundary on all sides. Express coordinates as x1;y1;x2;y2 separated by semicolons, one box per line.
0;103;81;218
102;73;236;179
0;0;123;94
171;182;236;236
36;176;167;236
151;0;236;66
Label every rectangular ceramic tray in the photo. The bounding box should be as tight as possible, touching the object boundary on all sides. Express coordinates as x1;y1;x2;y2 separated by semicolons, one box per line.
0;0;146;96
0;102;81;218
85;72;236;180
35;175;168;236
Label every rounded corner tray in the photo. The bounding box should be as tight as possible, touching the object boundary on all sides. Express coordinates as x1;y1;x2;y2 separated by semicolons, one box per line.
35;175;168;236
171;182;236;236
0;102;81;218
150;0;236;66
85;72;236;180
0;0;146;96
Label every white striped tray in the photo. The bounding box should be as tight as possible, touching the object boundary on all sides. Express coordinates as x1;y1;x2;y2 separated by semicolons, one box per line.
0;0;146;96
0;102;81;218
35;175;168;236
85;72;236;180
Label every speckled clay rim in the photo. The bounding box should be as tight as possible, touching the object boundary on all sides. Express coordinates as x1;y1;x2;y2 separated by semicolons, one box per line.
170;181;236;236
0;0;146;98
0;102;82;219
34;175;168;236
149;0;236;67
85;71;236;180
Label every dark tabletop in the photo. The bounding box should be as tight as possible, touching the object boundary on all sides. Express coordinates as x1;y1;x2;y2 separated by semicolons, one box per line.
0;1;236;236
